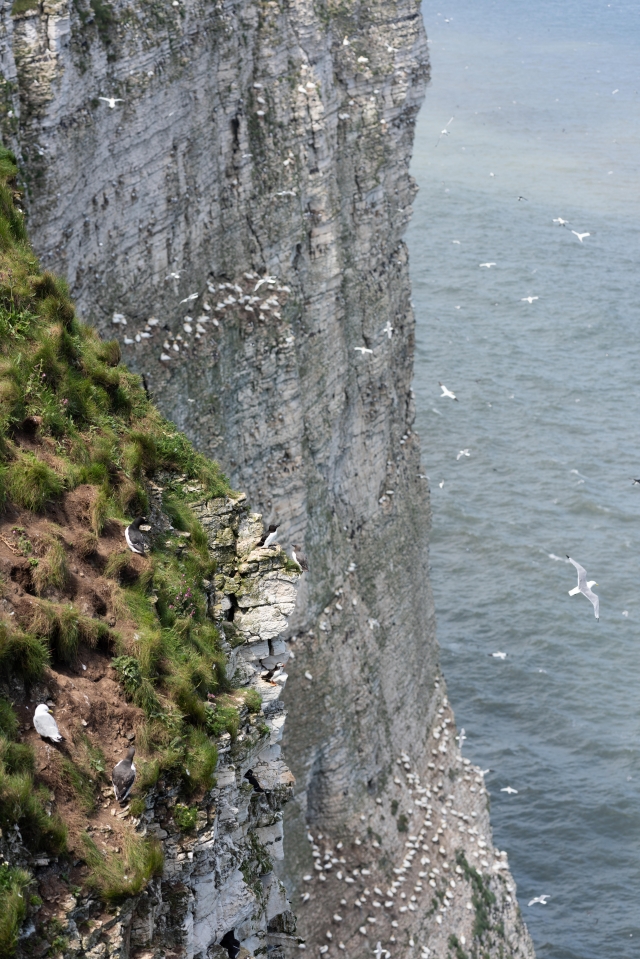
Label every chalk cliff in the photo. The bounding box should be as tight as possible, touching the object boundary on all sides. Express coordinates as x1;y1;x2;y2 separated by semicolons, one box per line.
0;0;535;955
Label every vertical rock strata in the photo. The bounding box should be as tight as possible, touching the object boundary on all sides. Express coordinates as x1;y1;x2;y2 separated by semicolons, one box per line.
0;0;535;956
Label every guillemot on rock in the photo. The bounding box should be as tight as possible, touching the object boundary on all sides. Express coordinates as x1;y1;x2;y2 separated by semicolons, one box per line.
291;544;309;571
259;524;279;548
112;746;136;803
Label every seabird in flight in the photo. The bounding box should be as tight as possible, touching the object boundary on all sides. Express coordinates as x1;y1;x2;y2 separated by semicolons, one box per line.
528;895;550;906
567;556;599;619
439;382;457;401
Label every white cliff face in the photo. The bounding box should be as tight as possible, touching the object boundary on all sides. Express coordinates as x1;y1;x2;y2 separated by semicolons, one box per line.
1;1;534;956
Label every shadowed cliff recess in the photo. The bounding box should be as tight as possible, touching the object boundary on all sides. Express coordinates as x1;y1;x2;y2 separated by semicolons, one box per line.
0;0;535;956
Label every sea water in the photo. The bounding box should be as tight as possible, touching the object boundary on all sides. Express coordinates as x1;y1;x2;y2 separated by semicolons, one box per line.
408;2;640;956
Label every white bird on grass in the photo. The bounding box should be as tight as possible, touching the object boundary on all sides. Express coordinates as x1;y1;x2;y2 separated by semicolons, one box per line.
528;895;549;906
521;296;539;303
99;97;124;109
456;449;470;460
501;786;518;795
439;382;457;401
571;231;590;243
567;556;599;620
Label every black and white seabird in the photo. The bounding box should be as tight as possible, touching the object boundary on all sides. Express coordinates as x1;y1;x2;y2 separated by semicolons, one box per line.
244;769;265;793
220;931;240;959
112;746;136;803
33;704;64;742
291;544;309;571
259;524;279;548
125;517;148;555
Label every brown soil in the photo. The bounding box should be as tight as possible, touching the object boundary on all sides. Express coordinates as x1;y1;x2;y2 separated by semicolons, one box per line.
0;485;149;871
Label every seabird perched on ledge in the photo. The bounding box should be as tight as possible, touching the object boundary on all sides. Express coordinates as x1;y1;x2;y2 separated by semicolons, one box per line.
33;704;63;742
259;524;279;548
291;544;309;571
125;517;150;555
112;746;136;803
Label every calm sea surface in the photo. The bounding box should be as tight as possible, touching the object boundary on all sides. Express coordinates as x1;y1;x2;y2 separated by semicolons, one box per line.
408;2;640;956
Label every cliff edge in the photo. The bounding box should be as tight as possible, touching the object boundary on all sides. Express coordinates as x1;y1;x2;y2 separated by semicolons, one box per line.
0;0;535;956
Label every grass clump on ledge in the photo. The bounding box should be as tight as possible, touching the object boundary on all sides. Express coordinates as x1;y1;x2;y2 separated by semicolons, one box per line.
81;832;163;902
0;862;31;956
173;803;198;832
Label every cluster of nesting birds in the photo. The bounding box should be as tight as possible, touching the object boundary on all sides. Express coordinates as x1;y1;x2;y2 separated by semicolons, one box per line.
111;273;291;364
296;736;508;959
33;704;136;803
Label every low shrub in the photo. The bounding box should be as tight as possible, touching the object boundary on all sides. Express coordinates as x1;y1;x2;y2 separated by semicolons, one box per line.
173;803;198;832
244;689;262;714
204;701;240;740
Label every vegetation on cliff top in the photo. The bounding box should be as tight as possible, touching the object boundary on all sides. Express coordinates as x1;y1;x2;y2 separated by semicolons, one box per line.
0;146;250;945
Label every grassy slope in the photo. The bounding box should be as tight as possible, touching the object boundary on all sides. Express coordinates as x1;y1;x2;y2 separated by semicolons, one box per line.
0;148;251;952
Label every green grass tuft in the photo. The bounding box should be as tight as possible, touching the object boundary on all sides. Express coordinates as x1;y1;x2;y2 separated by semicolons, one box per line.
7;453;63;511
61;757;97;812
104;550;134;582
82;832;163;902
0;698;18;740
243;689;262;714
0;862;31;956
29;600;79;664
11;0;39;15
32;535;68;595
0;625;49;681
173;803;198;832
